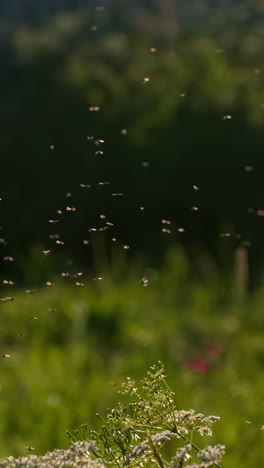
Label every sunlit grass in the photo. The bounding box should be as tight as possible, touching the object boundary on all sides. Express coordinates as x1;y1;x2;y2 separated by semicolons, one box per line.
0;249;264;466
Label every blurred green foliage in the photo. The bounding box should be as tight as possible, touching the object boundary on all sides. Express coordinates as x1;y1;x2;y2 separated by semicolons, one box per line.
1;0;264;276
0;249;264;466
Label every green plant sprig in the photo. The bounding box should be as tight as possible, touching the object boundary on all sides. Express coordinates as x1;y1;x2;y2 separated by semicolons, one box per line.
68;362;225;467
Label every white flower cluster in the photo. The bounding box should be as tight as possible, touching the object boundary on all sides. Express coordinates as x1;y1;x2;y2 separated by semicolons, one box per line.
0;441;105;468
184;444;225;468
197;444;225;465
171;410;220;437
123;431;176;466
170;443;192;466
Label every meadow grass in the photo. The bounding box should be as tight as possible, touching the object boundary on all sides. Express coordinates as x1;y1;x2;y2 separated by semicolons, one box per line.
0;249;264;466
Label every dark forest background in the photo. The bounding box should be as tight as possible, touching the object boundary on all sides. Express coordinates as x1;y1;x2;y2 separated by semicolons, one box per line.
1;0;264;284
